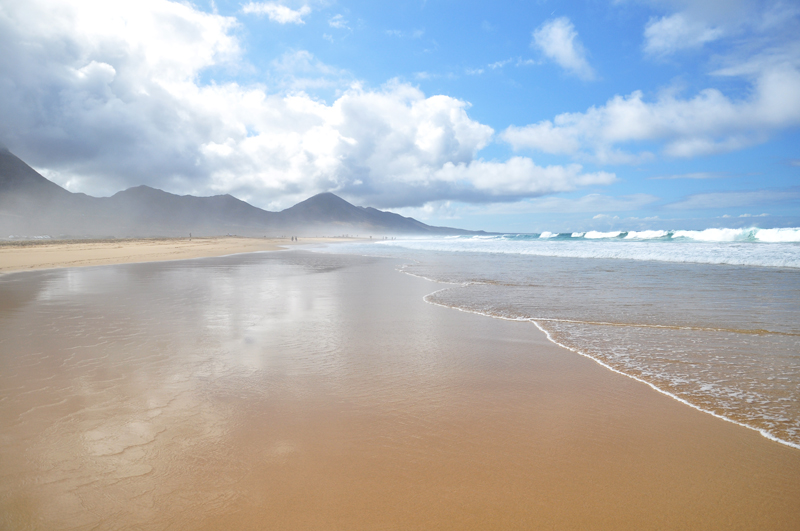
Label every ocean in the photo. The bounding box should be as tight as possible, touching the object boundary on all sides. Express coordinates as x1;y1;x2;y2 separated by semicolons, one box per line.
322;227;800;449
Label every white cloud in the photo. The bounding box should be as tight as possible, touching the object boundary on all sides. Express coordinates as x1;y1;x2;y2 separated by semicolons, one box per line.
161;81;615;208
385;29;425;39
644;13;723;56
0;0;614;210
328;14;349;30
464;58;525;76
488;59;512;69
639;0;800;59
666;189;800;210
518;193;655;213
270;50;352;90
428;158;616;202
391;192;648;222
501;63;800;162
532;17;595;80
242;2;310;24
649;172;726;180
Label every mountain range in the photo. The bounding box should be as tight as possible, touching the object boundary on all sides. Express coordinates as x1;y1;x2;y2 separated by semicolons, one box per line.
0;148;485;238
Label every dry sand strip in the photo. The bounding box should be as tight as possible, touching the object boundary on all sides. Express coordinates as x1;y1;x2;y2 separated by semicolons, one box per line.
0;236;352;274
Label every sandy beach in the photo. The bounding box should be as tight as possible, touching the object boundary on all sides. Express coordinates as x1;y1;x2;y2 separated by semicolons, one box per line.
0;247;798;530
0;236;349;274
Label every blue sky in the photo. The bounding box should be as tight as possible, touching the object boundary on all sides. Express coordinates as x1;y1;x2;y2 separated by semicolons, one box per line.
0;0;798;232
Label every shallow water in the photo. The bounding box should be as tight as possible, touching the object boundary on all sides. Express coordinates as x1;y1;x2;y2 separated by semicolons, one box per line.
2;250;799;530
0;252;381;528
325;240;800;448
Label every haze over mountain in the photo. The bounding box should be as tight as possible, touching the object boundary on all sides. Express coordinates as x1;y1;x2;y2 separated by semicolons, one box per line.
0;148;484;238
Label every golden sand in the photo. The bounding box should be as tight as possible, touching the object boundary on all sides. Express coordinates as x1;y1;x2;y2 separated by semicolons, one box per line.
0;236;348;274
1;249;798;530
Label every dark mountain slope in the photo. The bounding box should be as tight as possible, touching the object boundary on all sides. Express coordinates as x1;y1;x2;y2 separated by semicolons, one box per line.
0;149;90;234
0;149;487;237
280;193;473;234
94;186;279;233
0;148;72;199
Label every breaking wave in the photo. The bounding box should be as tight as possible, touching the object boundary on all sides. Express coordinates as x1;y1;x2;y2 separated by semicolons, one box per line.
377;227;800;268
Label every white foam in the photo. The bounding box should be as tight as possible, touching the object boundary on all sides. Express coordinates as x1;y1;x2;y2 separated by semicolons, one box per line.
624;230;668;239
584;231;622;239
416;284;800;451
755;228;800;243
373;235;800;268
673;228;749;242
539;231;557;239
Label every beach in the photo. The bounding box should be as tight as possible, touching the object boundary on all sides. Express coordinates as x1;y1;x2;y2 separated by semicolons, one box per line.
0;244;799;529
0;237;351;275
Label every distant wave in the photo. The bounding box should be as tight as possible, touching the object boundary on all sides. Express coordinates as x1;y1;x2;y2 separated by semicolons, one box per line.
379;227;800;268
474;227;800;243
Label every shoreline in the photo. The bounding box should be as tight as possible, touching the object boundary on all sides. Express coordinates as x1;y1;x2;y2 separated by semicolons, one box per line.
420;287;800;452
1;250;799;528
6;236;795;453
0;236;358;275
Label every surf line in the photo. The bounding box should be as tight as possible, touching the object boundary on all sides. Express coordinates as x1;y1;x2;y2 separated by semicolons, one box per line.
413;279;800;452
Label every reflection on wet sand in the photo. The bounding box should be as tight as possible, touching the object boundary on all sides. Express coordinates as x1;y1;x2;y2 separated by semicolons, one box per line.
1;251;799;530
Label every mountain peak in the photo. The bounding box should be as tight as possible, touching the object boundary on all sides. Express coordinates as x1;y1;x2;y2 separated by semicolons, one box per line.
113;184;170;197
281;192;367;224
0;149;72;198
300;192;351;206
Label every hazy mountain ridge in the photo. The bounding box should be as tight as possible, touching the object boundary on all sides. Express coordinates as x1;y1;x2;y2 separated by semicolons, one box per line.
0;149;485;237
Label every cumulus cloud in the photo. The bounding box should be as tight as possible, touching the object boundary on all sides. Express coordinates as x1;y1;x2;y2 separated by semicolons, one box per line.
532;17;595;80
501;63;800;162
604;1;800;160
242;2;311;24
514;0;800;164
0;0;613;210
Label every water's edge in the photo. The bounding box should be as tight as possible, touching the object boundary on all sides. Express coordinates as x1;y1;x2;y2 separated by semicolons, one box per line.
406;270;800;451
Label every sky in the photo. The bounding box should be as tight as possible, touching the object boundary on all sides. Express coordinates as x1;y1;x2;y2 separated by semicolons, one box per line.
0;0;799;232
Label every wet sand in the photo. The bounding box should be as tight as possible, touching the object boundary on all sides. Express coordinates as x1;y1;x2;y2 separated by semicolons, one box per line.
0;236;349;274
0;251;798;530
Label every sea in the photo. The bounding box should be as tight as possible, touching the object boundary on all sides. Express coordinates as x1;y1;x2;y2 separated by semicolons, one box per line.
321;227;800;449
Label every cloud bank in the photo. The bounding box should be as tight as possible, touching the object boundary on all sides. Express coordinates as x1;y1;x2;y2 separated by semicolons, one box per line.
0;0;614;210
505;1;800;165
501;64;800;163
